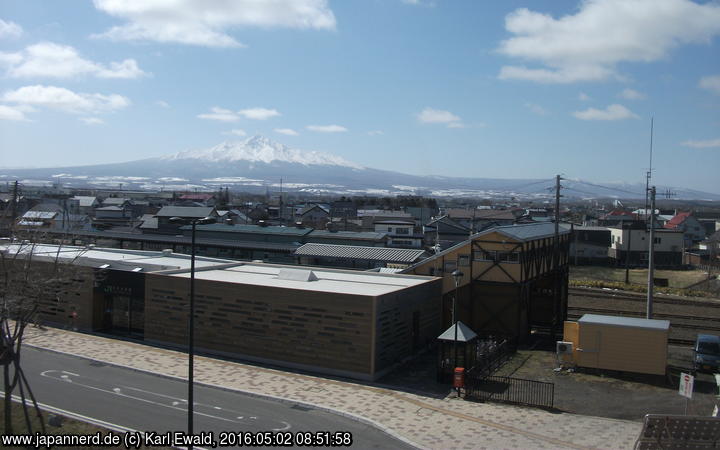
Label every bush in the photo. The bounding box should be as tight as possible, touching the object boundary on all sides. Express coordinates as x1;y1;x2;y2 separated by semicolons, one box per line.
569;279;714;298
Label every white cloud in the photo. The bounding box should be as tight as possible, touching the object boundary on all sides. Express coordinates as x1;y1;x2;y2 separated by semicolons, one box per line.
498;0;720;83
681;138;720;148
2;85;130;114
155;100;170;108
0;19;22;39
0;42;147;79
578;92;591;101
524;102;548;115
699;75;720;95
92;0;336;48
0;104;28;121
572;104;639;121
274;128;298;136
416;107;463;128
306;124;348;133
223;129;247;136
367;130;384;136
80;117;104;125
197;107;239;122
238;107;280;120
619;88;646;100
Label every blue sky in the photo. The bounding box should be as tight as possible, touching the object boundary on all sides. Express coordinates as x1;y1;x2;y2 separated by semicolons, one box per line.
0;0;719;193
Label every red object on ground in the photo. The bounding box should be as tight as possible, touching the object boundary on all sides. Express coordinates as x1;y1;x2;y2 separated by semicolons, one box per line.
453;367;465;388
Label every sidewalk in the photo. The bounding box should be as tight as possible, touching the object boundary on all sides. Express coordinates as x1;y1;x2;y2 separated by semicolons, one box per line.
23;327;641;449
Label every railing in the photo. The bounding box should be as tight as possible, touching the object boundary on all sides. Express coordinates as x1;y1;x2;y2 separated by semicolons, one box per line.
465;374;555;410
473;336;515;379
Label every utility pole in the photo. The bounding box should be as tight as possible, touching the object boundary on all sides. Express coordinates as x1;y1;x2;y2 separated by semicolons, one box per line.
647;186;656;319
624;221;633;284
644;117;654;222
554;174;563;339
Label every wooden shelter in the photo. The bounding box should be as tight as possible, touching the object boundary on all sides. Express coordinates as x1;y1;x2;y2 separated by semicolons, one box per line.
563;314;669;375
403;222;571;341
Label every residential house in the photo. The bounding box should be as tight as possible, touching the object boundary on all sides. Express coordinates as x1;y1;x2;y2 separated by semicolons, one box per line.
300;204;330;228
664;212;706;245
153;206;218;235
423;215;470;251
569;226;611;265
608;224;684;268
374;220;423;248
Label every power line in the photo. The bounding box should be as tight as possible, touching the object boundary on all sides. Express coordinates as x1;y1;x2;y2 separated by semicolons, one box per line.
569;179;644;197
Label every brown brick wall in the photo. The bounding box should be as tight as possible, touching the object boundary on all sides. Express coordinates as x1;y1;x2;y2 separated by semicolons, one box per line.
144;273;375;376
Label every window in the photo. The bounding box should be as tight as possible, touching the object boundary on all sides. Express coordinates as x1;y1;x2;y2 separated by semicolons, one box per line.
473;250;496;261
458;254;470;266
395;227;409;235
498;252;520;263
444;260;457;272
654;237;661;244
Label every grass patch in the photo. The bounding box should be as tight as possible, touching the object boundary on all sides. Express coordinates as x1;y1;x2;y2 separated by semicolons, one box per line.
569;279;715;298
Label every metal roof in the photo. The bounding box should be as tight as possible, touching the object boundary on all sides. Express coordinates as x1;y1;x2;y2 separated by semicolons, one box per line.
22;211;57;219
47;229;300;252
437;321;478;342
308;230;388;241
472;222;571;242
578;314;670;331
156;206;216;218
295;243;426;263
72;196;98;207
185;223;313;236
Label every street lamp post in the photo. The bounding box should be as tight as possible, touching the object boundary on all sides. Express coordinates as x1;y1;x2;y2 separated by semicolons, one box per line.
168;215;216;446
451;269;463;397
451;270;463;367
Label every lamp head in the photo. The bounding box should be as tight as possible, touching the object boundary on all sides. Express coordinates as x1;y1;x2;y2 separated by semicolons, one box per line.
451;269;463;282
197;216;216;225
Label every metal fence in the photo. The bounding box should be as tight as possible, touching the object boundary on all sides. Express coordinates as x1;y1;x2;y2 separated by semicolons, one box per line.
465;374;555;409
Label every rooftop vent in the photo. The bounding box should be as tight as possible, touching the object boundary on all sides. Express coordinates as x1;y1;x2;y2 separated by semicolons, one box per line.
295;222;304;228
258;220;268;227
162;249;173;256
277;268;318;282
86;244;96;249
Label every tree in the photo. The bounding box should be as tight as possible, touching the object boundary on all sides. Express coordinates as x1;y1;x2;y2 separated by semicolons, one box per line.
1;235;88;434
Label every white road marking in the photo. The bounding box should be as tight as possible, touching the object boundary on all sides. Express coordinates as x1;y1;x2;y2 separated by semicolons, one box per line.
40;370;240;424
62;371;79;377
237;416;244;419
273;421;292;431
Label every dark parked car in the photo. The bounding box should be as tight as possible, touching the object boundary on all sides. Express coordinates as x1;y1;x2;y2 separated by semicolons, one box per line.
694;334;720;373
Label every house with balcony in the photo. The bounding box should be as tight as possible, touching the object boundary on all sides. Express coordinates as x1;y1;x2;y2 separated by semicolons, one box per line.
374;220;423;248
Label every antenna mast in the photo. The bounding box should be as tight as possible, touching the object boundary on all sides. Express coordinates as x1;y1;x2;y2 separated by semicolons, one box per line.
644;117;654;221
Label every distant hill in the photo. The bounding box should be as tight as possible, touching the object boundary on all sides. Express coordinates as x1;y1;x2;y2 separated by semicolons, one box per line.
2;135;718;201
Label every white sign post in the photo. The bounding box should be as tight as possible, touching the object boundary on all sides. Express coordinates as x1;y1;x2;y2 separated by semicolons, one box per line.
679;372;694;415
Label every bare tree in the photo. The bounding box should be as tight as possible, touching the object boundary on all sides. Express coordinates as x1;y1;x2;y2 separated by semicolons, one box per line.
1;232;89;434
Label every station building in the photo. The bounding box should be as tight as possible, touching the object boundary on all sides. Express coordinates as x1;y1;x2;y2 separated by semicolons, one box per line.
2;242;440;380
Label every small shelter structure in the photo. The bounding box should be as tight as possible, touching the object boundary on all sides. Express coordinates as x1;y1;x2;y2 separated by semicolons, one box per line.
437;321;477;381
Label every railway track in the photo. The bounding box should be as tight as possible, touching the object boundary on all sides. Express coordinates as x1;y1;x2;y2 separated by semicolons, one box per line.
568;287;720;309
567;306;720;325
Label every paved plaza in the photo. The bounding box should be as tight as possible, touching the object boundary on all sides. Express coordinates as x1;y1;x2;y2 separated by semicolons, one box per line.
23;326;641;449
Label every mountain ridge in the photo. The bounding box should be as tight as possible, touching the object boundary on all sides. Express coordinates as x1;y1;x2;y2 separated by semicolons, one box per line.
1;135;718;200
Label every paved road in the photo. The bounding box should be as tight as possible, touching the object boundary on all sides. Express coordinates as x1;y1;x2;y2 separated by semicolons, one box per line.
6;347;416;449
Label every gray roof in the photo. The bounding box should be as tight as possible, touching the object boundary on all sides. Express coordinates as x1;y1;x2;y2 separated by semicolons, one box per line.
295;243;426;263
308;230;388;241
102;197;131;206
22;211;57;219
578;314;670;331
472;222;571;242
437;321;478;342
96;206;125;211
72;196;98;207
184;223;313;237
156;206;215;218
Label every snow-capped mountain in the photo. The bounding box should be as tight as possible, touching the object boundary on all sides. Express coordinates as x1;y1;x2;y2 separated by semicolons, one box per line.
1;135;718;200
162;135;363;169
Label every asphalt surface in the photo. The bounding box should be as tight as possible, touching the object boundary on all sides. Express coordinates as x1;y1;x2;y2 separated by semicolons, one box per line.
6;347;416;449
